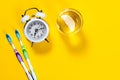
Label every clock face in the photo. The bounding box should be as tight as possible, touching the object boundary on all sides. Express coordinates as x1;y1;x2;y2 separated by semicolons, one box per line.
24;18;49;42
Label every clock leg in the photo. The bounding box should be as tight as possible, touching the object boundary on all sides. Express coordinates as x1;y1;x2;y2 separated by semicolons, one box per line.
45;38;49;43
38;17;41;19
31;42;34;47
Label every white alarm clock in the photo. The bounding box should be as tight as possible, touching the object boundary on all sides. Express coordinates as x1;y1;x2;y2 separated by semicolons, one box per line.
21;8;49;46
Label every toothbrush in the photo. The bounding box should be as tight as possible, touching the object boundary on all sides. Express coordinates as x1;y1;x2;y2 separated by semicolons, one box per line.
15;30;37;80
6;34;33;80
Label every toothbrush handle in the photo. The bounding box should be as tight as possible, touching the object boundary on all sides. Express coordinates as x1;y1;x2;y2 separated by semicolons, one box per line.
27;59;37;80
22;47;29;59
22;47;37;80
16;52;33;80
16;52;23;63
21;62;33;80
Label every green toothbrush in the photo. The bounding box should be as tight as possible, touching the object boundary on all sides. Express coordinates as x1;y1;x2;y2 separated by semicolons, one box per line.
15;30;37;80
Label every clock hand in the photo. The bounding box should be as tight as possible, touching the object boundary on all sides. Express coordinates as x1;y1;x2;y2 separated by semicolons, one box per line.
34;32;36;38
35;29;38;32
34;29;39;37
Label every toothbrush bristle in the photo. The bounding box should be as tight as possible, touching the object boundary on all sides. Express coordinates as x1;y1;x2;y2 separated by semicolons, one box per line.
6;34;12;43
6;34;9;38
15;30;20;39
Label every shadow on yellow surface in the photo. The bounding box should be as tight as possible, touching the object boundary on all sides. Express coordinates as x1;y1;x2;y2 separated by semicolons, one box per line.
59;30;88;54
32;34;53;54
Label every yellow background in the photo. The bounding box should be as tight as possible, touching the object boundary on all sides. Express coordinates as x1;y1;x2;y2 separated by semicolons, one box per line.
0;0;120;80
